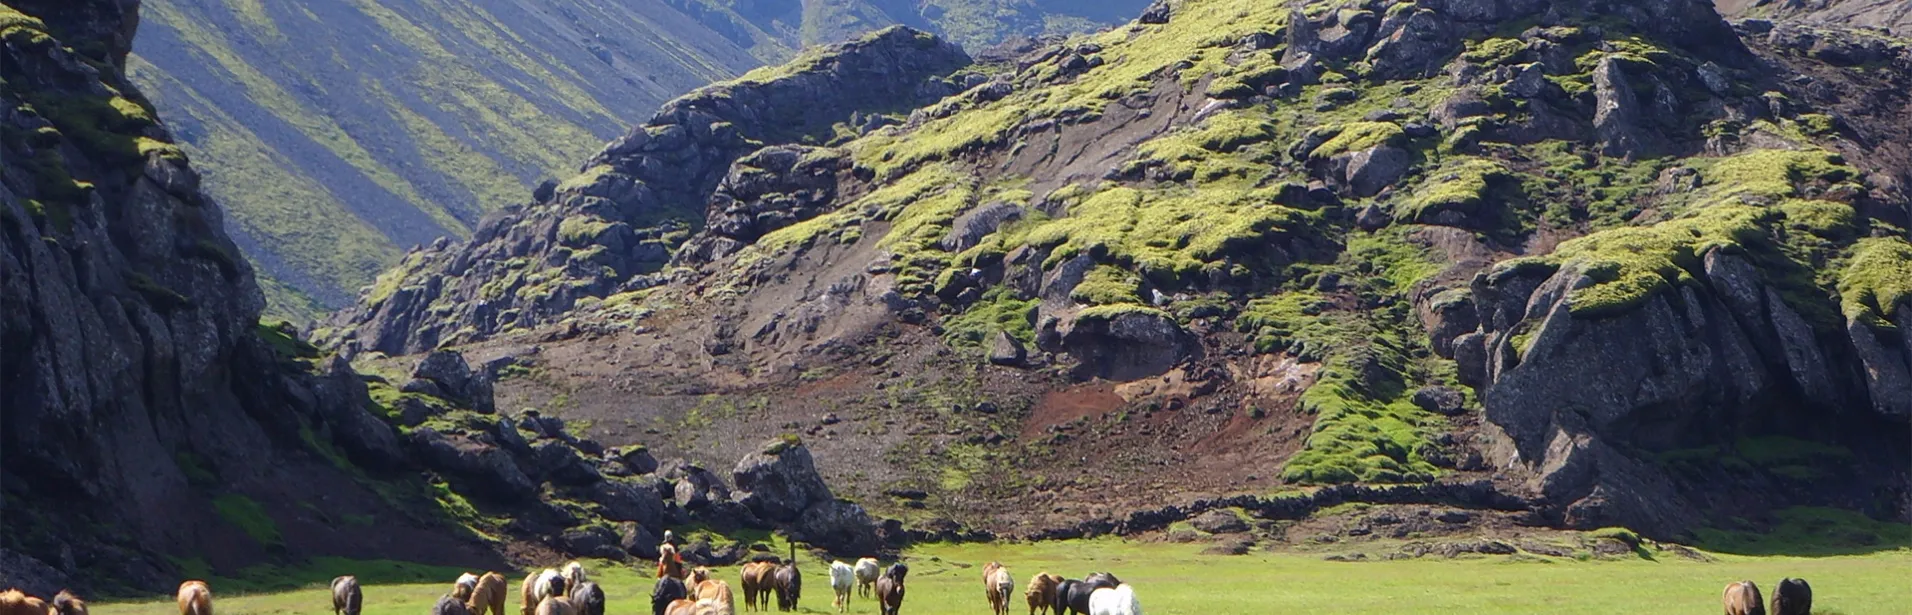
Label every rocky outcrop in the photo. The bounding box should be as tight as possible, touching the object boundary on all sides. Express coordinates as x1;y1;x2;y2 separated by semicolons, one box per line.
1056;309;1197;381
321;27;972;356
732;438;879;554
1451;245;1909;538
674;146;850;264
0;1;493;591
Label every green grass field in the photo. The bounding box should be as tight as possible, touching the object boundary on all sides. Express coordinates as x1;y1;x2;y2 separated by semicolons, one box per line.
90;540;1912;615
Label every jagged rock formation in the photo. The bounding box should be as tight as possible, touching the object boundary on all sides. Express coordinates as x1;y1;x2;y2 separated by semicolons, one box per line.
0;0;492;592
1;1;888;593
319;27;971;356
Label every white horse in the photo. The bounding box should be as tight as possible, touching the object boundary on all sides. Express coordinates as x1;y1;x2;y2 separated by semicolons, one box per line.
853;558;881;599
561;562;588;592
1087;585;1139;615
828;561;855;614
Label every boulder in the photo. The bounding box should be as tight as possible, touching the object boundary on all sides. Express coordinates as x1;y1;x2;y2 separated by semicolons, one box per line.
313;357;408;470
731;438;834;522
1138;0;1171;24
1411;386;1468;416
617;522;662;560
794;499;881;555
1189;510;1250;534
589;477;669;527
614;445;660;475
1334;145;1413;197
413;350;496;413
408;428;537;502
1060;308;1195;381
1591;56;1654;158
531;440;602;486
987;331;1027;366
939;201;1023;252
559;525;624;560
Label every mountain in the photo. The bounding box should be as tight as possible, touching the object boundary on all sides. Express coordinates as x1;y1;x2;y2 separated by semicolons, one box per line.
1716;0;1912;36
325;0;1912;541
1;0;915;593
126;0;1152;321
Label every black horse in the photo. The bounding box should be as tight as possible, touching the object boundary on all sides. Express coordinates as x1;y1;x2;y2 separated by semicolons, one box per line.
570;582;605;615
1057;573;1120;615
650;577;687;615
774;563;802;611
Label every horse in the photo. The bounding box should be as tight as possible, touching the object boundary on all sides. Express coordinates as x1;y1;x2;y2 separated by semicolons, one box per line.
652;578;689;615
829;561;856;614
535;597;576;615
659;544;687;580
1086;585;1139;615
694;582;734;615
177;581;213;615
434;596;473;615
562;563;589;589
454;574;481;602
1024;573;1061;615
1723;581;1765;615
1058;574;1118;615
662;600;699;615
331;576;362;615
51;591;87;615
1;590;51;615
1770;578;1811;615
687;568;712;591
569;582;604;615
468;572;509;615
772;563;801;612
875;563;907;615
983;563;1013;615
740;561;772;612
853;558;881;599
522;570;567;615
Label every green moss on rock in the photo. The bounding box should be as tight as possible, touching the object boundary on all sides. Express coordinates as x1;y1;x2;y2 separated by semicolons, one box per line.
1309;122;1404;159
1838;237;1912;330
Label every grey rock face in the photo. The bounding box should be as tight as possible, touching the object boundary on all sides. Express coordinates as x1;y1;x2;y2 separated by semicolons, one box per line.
1456;247;1903;538
732;439;834;522
987;331;1028;367
1189;510;1249;534
1060;309;1196;381
675;146;850;264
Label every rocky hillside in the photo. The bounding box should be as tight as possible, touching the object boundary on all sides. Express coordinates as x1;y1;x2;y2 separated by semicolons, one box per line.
127;0;1151;321
0;0;887;595
325;0;1912;542
1717;0;1912;36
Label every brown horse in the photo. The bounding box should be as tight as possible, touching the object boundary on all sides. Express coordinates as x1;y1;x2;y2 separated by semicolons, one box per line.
51;591;86;615
1724;581;1765;615
1;589;51;615
1024;573;1060;615
694;582;734;615
982;563;1012;615
468;572;508;615
534;597;576;615
739;562;772;612
177;581;213;615
331;576;362;615
875;564;907;615
659;544;687;580
662;600;699;615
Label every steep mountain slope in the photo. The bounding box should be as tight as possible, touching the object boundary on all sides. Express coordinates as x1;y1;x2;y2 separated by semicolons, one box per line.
1;0;895;594
127;0;1152;322
327;0;1912;541
0;0;500;591
1717;0;1912;36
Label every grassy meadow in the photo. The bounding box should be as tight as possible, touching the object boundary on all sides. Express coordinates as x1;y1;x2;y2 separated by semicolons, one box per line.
90;540;1912;615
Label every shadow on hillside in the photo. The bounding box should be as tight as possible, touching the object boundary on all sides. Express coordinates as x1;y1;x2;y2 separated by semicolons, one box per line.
1685;507;1912;557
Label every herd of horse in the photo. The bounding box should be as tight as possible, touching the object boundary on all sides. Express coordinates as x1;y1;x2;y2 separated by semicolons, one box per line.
0;551;1817;615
